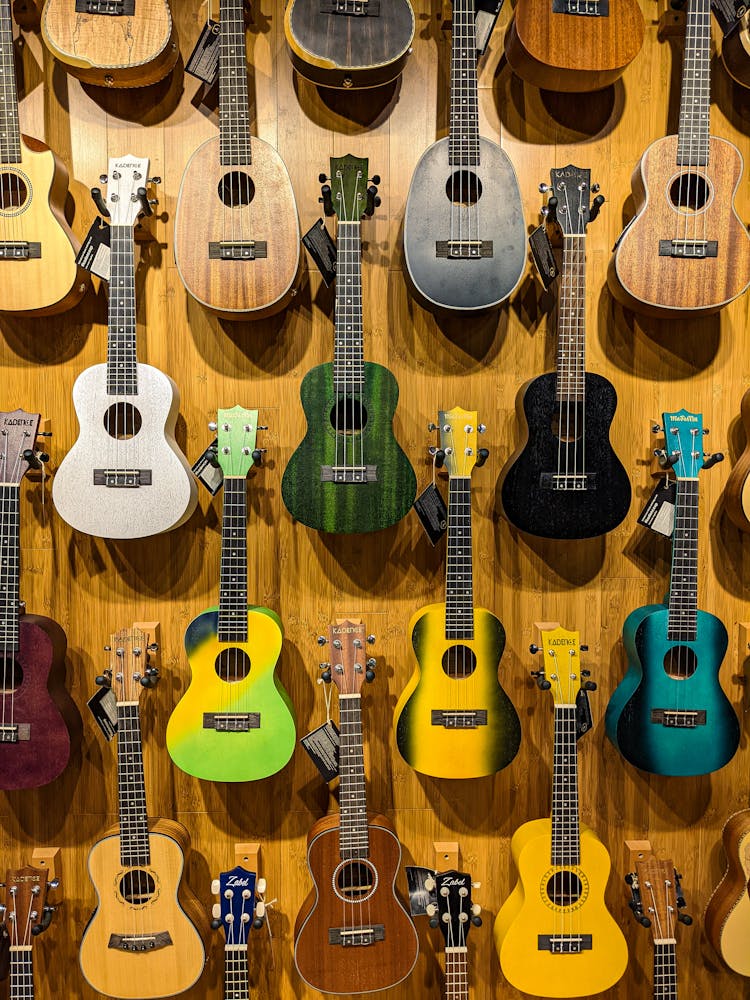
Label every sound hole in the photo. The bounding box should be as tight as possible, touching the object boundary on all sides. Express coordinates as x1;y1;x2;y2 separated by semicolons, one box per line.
668;173;710;213
330;398;367;434
446;171;482;206
119;871;155;905
334;860;377;903
0;657;22;693
104;403;142;440
218;171;255;208
215;649;251;682
663;646;697;680
442;645;477;678
0;172;29;212
551;404;584;444
546;871;582;907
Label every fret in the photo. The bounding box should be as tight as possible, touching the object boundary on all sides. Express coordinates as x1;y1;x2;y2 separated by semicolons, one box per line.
653;941;678;999
218;476;249;641
676;0;711;166
106;225;139;396
445;477;474;639
667;480;698;641
9;947;34;1000
224;944;250;999
117;703;150;867
556;236;587;405
219;0;252;167
0;0;22;164
444;948;469;1000
448;0;480;166
551;705;580;866
333;221;365;393
0;484;20;648
338;695;369;858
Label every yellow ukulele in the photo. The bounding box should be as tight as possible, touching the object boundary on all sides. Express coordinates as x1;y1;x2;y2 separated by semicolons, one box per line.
494;624;628;997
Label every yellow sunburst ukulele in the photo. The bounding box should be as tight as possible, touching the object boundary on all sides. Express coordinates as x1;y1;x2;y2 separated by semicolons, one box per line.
494;624;628;997
393;407;520;779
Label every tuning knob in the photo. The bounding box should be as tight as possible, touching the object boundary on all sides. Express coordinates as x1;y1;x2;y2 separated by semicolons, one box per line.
678;912;693;925
434;449;446;469
424;876;436;892
475;447;489;468
531;670;551;691
318;173;328;183
702;452;724;470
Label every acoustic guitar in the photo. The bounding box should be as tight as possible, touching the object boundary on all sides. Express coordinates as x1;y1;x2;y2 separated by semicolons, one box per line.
426;869;482;999
394;408;521;779
608;0;750;316
724;387;750;532
41;0;179;88
52;155;198;539
175;0;300;320
166;407;296;782
211;855;269;999
294;620;419;994
605;409;740;776
705;810;750;976
403;0;525;311
494;624;628;998
500;165;631;539
282;155;416;534
0;0;87;315
1;856;60;997
79;627;206;998
0;410;71;791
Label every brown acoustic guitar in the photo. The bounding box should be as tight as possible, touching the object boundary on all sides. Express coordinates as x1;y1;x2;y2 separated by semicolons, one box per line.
294;620;419;995
705;810;750;976
40;0;178;88
608;0;750;316
504;0;644;92
725;387;750;532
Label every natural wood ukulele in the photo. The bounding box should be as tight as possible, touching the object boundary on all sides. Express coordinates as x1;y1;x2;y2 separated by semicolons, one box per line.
705;810;750;976
1;850;61;999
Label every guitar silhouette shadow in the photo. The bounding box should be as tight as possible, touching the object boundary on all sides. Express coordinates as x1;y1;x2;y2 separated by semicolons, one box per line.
292;74;402;134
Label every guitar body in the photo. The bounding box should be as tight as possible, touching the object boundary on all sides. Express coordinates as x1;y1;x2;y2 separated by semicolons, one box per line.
494;819;628;997
403;137;526;311
721;18;750;88
500;372;631;538
504;0;644;92
605;604;740;775
166;606;295;782
724;387;750;531
79;820;206;999
283;0;414;88
0;136;87;316
393;605;521;778
52;363;198;539
608;135;750;315
705;810;750;976
281;361;416;533
0;614;69;790
294;813;419;994
174;136;300;320
41;0;178;87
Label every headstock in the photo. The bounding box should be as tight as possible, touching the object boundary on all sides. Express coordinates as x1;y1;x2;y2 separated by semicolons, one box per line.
91;155;158;228
530;624;596;729
424;870;481;949
317;619;376;695
0;410;45;485
430;408;488;478
318;154;380;221
653;409;723;477
210;867;267;945
101;627;159;704
209;406;264;477
626;845;691;941
539;164;604;234
0;864;58;947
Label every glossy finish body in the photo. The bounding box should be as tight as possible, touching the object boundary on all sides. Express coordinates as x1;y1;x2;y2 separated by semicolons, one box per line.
705;810;750;976
724;386;750;532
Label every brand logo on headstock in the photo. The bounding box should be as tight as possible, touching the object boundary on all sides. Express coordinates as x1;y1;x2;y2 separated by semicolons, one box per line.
669;415;698;422
3;418;35;426
11;874;41;883
226;875;251;887
332;626;358;635
548;637;576;646
441;877;468;888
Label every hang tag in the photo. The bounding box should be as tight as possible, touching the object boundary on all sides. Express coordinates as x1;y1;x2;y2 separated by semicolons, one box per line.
76;217;111;280
529;225;557;289
192;438;223;495
413;482;448;545
87;686;118;741
405;866;437;916
711;0;745;35
475;0;505;54
300;720;340;781
186;19;221;84
302;218;337;287
637;477;676;536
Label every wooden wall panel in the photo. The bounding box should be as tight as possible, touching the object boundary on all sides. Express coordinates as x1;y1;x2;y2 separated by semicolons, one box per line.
2;0;750;996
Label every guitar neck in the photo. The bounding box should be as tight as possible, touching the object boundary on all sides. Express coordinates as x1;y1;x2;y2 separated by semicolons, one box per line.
556;235;587;404
445;947;469;1000
653;941;678;1000
218;476;249;642
676;0;711;165
0;484;20;650
667;479;699;641
116;702;150;867
448;0;480;166
10;947;33;1000
219;0;252;166
338;693;369;858
0;0;21;164
551;705;580;866
445;477;474;640
333;221;365;393
224;944;250;1000
106;224;139;396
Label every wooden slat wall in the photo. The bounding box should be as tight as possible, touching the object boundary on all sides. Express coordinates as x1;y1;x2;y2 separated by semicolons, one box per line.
2;1;750;996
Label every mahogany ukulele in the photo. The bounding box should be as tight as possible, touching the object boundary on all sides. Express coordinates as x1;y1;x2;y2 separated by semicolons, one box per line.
1;852;61;998
705;810;750;976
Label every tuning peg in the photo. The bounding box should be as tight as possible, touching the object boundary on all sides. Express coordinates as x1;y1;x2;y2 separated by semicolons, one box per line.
478;424;486;434
545;195;558;223
475;448;489;468
208;421;218;432
538;182;552;193
531;669;551;691
370;174;381;185
48;879;60;891
529;644;540;654
318;172;328;183
365;663;376;683
95;670;112;687
90;186;110;217
251;448;266;466
701;452;724;470
434;449;446;469
365;185;380;217
588;193;605;222
678;911;693;925
321;668;331;683
583;679;597;692
211;878;220;894
424;876;436;891
319;184;334;216
32;905;56;935
580;645;589;652
367;634;375;644
654;449;680;470
149;176;161;185
135;186;153;217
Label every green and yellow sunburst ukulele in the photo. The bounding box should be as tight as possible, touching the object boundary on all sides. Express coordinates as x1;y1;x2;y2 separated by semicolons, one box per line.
166;407;296;781
393;408;521;778
281;155;416;534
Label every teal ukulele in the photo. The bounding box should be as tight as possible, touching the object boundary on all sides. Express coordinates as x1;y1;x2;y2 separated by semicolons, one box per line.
281;155;416;534
605;409;739;776
166;407;296;782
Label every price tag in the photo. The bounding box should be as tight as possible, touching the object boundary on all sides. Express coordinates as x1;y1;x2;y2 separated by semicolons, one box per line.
637;477;676;537
300;720;340;781
186;19;221;84
76;217;111;280
87;686;118;741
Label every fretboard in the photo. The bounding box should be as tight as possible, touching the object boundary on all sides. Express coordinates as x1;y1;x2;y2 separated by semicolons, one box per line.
653;941;678;1000
448;0;480;166
117;703;150;868
106;225;138;396
667;479;698;641
338;694;369;859
0;0;21;164
676;0;711;166
9;947;33;1000
0;484;20;650
333;221;364;393
219;0;252;166
445;477;474;640
445;948;469;1000
224;945;250;1000
556;235;587;404
551;705;580;866
218;476;248;643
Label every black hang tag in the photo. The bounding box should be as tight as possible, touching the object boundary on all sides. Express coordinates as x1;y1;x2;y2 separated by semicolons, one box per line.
87;686;118;741
405;866;437;917
475;0;505;54
637;477;677;537
300;720;340;781
529;225;558;289
413;482;448;545
192;437;223;495
302;218;337;287
76;217;111;280
186;19;221;84
711;0;746;36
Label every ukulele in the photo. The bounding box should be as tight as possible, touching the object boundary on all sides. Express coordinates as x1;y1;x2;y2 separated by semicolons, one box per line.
79;627;206;998
494;624;628;998
394;408;520;778
294;620;419;994
500;165;631;539
175;0;300;320
705;810;750;976
605;409;740;776
625;842;691;999
283;0;414;88
210;855;270;1000
724;387;750;532
403;0;525;312
166;407;295;782
0;0;87;315
720;12;750;87
608;0;750;316
41;0;178;88
1;856;60;998
504;0;644;92
52;155;198;539
426;870;482;1000
0;410;71;790
282;156;416;534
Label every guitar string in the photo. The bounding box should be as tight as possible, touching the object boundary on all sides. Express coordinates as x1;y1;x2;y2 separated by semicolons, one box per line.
1;431;9;743
0;0;22;252
6;436;25;741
